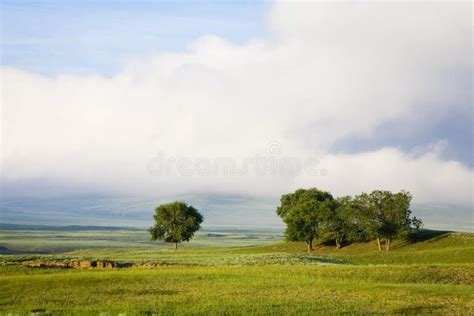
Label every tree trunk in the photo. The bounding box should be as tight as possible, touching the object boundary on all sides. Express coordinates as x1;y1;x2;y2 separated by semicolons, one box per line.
377;237;382;251
385;238;391;251
307;239;313;253
335;238;341;249
174;242;178;251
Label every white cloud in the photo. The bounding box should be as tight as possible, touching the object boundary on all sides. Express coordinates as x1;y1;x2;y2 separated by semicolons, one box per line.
1;1;472;205
299;146;473;206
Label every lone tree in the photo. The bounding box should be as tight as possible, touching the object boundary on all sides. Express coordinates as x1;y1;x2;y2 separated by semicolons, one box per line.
357;190;417;251
276;188;334;252
148;201;203;250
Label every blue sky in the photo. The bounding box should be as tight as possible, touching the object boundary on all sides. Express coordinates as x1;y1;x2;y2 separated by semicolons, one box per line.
1;0;268;75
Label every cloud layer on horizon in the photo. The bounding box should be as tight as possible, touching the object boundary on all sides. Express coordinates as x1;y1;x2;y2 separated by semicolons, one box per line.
2;1;472;207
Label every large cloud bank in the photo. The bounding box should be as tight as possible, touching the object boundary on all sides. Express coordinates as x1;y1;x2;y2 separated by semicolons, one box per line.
1;1;472;206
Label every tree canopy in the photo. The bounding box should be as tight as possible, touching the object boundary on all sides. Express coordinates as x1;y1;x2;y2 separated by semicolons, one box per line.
321;196;359;249
148;201;204;250
276;188;335;252
277;188;422;251
357;190;418;250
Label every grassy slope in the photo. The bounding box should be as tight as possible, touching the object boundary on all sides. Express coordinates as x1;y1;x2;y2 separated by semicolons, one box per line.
237;230;474;265
0;230;473;315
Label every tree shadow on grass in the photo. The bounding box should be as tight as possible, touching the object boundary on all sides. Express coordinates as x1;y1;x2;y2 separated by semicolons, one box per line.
394;229;452;249
407;229;452;243
311;229;454;252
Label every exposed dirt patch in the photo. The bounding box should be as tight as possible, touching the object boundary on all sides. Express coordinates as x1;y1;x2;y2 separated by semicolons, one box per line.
27;260;131;269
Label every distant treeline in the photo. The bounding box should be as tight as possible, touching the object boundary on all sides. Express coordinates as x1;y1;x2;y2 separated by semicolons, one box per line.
276;188;422;251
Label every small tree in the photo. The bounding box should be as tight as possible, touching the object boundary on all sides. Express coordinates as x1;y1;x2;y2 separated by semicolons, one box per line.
276;188;334;252
148;201;204;250
411;216;423;231
357;190;414;251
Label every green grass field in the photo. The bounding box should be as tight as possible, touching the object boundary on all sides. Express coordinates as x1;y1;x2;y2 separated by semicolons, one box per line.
0;228;473;315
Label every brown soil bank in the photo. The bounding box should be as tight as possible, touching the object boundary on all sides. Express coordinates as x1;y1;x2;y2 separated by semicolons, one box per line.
27;260;132;269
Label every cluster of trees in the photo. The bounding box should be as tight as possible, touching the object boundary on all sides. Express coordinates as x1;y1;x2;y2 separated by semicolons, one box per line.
276;188;423;252
148;188;422;252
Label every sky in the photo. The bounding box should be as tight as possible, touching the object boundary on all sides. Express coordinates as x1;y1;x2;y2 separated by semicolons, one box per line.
1;1;473;230
1;0;268;75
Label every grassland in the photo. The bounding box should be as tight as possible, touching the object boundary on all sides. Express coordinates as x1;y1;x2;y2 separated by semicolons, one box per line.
0;228;473;315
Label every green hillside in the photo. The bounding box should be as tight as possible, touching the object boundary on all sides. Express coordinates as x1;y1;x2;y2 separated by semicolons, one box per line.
0;229;473;315
238;230;474;265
